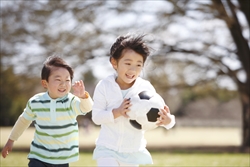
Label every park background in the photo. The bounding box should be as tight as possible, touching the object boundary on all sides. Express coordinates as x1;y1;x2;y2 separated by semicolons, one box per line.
0;0;249;166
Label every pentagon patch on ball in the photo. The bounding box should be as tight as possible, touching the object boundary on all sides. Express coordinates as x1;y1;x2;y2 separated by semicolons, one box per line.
127;91;165;131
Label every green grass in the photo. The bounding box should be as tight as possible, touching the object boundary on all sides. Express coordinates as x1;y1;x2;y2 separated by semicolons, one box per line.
0;151;249;167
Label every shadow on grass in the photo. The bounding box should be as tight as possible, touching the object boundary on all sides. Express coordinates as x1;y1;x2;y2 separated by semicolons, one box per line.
12;145;249;154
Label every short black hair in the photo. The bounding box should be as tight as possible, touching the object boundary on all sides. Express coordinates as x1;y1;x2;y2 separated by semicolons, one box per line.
41;55;74;81
110;34;150;63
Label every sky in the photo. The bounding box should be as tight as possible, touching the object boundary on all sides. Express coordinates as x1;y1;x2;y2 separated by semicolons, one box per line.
2;0;247;91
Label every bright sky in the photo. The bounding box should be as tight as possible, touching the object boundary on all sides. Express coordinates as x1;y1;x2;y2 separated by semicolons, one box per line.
2;0;247;91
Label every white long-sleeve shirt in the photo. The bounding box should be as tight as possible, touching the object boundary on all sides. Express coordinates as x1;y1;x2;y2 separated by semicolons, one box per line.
92;75;175;152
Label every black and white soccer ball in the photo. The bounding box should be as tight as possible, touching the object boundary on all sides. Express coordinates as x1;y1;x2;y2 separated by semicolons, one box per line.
127;91;166;131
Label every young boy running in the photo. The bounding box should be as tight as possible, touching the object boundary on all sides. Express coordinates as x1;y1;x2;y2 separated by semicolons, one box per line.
1;55;93;167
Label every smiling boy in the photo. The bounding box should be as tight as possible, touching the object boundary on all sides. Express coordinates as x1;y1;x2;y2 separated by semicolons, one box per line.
1;56;93;167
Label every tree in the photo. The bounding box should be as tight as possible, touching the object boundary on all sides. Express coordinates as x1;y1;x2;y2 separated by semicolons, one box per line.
1;0;249;149
212;0;249;149
146;0;250;149
185;0;249;149
0;66;41;125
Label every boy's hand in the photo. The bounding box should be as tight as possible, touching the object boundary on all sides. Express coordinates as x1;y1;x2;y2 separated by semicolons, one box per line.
112;98;131;118
2;139;14;158
156;105;172;126
72;80;86;99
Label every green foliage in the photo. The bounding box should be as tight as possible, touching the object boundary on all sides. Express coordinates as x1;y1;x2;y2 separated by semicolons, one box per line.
172;82;239;117
82;69;97;86
181;83;238;105
0;67;41;126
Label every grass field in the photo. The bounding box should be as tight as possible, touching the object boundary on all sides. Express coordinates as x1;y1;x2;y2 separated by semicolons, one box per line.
1;127;247;166
0;151;249;167
0;126;242;148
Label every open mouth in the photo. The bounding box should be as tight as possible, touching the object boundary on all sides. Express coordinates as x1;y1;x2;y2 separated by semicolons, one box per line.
126;74;135;79
58;89;66;93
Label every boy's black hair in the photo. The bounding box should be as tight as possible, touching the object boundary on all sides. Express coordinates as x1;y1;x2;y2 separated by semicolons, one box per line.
110;34;150;63
41;55;74;81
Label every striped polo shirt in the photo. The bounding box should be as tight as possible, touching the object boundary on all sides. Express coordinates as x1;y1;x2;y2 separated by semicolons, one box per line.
22;92;87;164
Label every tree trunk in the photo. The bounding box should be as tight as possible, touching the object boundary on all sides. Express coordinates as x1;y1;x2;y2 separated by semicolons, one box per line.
238;7;250;150
240;92;250;150
226;0;250;149
213;0;250;149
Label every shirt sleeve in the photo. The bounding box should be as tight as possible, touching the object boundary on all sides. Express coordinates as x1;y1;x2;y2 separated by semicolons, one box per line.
79;92;93;113
71;92;93;116
91;81;115;125
161;114;176;130
22;100;36;121
9;115;32;141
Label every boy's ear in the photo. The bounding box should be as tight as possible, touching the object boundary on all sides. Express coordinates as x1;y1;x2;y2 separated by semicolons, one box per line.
110;58;117;70
41;80;47;89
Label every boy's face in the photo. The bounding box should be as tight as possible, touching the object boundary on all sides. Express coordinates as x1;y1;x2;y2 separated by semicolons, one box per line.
41;67;71;99
111;49;143;90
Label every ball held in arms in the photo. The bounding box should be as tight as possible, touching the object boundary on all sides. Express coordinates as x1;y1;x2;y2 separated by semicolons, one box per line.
128;91;165;130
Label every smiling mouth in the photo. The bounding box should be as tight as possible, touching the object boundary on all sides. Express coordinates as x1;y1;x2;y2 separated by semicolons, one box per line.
58;89;66;93
126;74;135;79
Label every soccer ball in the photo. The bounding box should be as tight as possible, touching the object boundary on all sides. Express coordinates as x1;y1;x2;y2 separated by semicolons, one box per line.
127;91;165;131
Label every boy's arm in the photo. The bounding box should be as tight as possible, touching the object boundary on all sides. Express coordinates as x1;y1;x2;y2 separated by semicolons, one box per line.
2;139;14;158
79;91;93;113
72;80;93;113
2;115;32;158
9;115;32;141
157;106;176;129
161;114;175;129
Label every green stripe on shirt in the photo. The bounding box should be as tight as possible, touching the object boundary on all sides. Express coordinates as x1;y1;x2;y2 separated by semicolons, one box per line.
29;151;78;160
35;129;78;138
37;122;77;129
31;141;78;152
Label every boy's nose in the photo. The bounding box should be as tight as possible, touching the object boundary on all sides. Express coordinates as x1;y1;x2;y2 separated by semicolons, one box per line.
60;81;66;86
129;66;136;71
